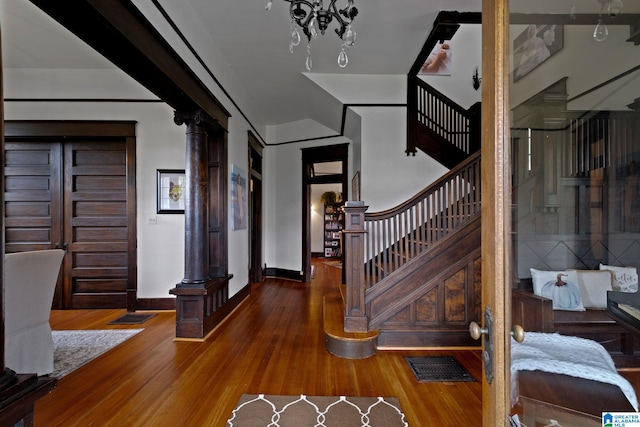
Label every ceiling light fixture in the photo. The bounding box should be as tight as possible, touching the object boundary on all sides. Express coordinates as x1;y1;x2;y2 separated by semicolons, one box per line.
265;0;358;70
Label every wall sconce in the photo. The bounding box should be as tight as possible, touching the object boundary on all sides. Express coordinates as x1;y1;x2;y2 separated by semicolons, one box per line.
472;67;481;91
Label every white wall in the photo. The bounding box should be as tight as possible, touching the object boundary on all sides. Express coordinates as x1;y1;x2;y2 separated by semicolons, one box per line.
3;66;252;299
4;68;188;299
263;136;350;272
354;106;448;212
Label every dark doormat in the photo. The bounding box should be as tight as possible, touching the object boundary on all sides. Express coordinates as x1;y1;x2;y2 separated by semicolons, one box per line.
405;356;476;382
108;313;157;325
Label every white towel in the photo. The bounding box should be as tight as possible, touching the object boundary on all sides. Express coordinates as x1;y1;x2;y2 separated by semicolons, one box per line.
511;332;638;411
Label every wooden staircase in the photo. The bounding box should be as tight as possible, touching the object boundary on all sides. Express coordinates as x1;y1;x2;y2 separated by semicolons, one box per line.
323;11;483;358
324;154;482;357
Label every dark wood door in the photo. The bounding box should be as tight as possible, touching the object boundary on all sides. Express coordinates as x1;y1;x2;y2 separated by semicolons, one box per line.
63;141;133;309
4;128;136;309
4;142;65;306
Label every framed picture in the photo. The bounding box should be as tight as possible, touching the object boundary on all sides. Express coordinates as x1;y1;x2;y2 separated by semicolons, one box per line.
231;164;247;230
418;42;452;75
157;169;186;214
513;24;563;82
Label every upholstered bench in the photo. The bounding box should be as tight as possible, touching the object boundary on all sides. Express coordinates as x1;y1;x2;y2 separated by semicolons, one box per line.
512;265;640;367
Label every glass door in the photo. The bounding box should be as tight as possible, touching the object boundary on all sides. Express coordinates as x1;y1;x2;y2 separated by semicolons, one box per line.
509;0;640;424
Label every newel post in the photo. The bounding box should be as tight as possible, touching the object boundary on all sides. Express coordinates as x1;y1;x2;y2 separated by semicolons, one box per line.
342;201;369;332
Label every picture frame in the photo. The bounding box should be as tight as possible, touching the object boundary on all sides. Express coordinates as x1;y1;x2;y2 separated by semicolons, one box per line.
231;164;247;230
513;24;563;83
157;169;186;214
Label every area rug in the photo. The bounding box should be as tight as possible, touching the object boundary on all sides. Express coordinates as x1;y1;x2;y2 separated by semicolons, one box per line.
52;329;143;378
405;356;475;383
227;394;408;427
108;313;156;325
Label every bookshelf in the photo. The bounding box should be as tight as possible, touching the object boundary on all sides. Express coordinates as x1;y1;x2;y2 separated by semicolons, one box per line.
323;203;343;258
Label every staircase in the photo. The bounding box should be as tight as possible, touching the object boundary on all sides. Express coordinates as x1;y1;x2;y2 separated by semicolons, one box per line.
324;154;482;358
323;12;483;358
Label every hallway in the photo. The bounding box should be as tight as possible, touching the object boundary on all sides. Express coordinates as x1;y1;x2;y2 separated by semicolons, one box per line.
36;259;482;426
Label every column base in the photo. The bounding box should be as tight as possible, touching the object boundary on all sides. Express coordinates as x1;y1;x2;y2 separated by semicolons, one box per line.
170;275;233;339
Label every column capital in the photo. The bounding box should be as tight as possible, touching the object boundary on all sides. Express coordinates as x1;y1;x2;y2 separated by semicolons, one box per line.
174;109;219;130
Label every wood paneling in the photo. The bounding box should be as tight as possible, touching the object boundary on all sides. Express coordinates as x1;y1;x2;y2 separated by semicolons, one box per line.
4;121;137;309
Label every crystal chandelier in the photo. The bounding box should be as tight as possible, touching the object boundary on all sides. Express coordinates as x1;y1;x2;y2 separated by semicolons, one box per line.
265;0;358;70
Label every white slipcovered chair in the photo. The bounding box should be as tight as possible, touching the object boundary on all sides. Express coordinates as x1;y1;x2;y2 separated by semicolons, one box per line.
4;249;65;375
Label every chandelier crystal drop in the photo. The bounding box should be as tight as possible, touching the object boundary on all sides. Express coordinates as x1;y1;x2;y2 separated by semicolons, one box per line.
265;0;358;69
593;17;609;42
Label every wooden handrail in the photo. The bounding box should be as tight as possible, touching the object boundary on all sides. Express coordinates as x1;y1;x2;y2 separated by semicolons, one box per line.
342;153;481;332
362;151;481;289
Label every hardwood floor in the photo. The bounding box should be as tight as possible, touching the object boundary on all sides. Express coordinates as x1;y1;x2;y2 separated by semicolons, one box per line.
35;260;483;426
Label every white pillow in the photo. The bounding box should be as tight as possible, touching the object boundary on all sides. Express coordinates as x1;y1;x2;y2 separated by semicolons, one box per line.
571;270;613;309
599;264;638;293
530;268;585;311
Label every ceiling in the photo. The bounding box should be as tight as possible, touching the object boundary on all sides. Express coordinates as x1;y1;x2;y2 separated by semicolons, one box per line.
1;0;639;137
0;0;480;135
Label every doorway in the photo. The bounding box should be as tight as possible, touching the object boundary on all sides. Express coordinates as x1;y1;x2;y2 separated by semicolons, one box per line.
4;121;137;310
301;143;348;282
248;132;263;283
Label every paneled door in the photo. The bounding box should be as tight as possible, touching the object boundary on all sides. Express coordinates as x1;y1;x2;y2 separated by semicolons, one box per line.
4;122;137;309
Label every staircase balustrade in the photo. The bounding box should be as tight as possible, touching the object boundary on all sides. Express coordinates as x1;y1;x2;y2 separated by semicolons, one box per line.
343;152;481;332
407;78;481;161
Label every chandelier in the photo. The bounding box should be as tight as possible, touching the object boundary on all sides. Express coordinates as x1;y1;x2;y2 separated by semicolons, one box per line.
265;0;359;70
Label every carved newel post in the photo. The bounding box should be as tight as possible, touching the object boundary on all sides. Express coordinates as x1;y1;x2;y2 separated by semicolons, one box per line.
342;201;369;332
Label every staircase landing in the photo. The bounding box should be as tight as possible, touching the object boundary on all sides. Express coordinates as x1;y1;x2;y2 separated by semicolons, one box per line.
323;293;378;359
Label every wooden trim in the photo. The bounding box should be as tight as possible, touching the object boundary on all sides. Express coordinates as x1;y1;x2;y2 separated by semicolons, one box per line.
301;144;349;283
481;0;511;424
28;0;230;130
135;298;177;311
263;268;303;282
5;120;136;137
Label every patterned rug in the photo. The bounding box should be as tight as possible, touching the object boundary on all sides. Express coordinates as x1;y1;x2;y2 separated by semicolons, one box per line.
227;394;408;426
52;329;143;378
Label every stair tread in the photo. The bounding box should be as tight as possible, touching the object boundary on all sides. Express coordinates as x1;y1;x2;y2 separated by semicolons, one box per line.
323;294;378;341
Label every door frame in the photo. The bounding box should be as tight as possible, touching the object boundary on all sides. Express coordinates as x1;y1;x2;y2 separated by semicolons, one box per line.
481;0;511;424
248;131;263;283
301;143;349;283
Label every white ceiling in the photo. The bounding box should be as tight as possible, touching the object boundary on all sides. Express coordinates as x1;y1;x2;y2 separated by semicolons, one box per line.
0;0;482;131
1;0;639;132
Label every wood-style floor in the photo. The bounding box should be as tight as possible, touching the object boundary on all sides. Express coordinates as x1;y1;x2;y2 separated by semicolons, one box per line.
35;259;483;426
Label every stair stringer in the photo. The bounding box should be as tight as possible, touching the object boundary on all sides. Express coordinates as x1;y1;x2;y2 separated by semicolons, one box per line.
365;216;482;348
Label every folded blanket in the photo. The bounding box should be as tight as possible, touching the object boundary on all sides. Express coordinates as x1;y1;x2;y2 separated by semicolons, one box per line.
511;332;638;411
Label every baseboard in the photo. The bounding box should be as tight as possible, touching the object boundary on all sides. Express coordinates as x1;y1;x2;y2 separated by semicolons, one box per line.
135;297;176;311
263;267;303;282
